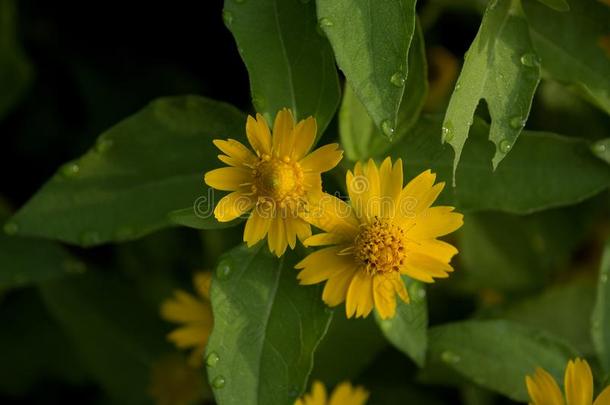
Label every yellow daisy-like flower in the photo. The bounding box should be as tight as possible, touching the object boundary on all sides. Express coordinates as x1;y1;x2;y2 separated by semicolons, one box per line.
160;272;213;366
148;354;203;405
424;46;459;112
296;158;463;319
204;109;343;256
295;381;369;405
526;358;610;405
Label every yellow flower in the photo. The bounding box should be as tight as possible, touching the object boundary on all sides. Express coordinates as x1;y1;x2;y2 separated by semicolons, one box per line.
204;109;343;256
526;358;610;405
160;272;213;366
296;158;463;319
148;354;203;405
295;381;369;405
424;46;459;112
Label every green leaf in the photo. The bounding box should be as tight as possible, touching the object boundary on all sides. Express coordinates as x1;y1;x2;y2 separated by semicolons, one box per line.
375;279;427;366
443;0;540;176
340;21;428;160
396;116;610;213
40;271;169;405
534;0;569;12
502;279;596;356
0;0;32;120
317;0;417;138
592;138;610;165
223;0;340;133
205;245;331;405
427;320;577;401
593;238;610;374
168;207;243;230
10;96;245;246
523;0;610;114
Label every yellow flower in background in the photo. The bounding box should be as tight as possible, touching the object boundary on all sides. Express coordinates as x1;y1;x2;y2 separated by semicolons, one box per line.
295;381;369;405
161;272;213;366
297;158;462;319
424;46;459;112
148;354;203;405
526;358;610;405
205;109;343;256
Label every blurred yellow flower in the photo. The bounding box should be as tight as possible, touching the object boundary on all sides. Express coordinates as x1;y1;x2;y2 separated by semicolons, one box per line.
526;358;610;405
295;381;368;405
148;354;203;405
424;46;459;112
161;272;213;366
204;108;343;256
297;158;462;319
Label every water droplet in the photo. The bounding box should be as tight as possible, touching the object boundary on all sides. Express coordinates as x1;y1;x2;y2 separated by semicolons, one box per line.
601;274;608;283
381;120;395;138
80;231;101;247
288;386;300;398
454;82;461;91
212;375;226;389
222;10;234;26
3;222;18;235
417;288;426;300
442;121;454;142
206;352;220;367
252;95;266;111
509;116;525;129
592;142;607;155
318;17;333;28
390;72;406;87
499;139;512;153
520;53;540;68
61;162;80;178
63;259;86;274
95;138;113;153
441;350;461;364
216;259;233;280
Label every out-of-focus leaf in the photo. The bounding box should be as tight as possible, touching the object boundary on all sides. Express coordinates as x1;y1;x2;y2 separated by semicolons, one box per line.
443;0;540;176
205;245;331;405
311;310;387;385
396;116;610;213
592;138;610;165
317;0;416;139
523;0;610;114
340;21;428;160
168;207;243;230
223;0;340;133
0;0;32;120
593;238;610;374
501;279;596;356
375;279;427;366
10;96;244;246
40;271;170;405
534;0;569;12
426;320;577;401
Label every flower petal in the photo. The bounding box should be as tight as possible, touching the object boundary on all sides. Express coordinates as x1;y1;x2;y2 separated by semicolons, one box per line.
267;216;288;256
296;246;354;285
246;114;272;156
299;143;343;173
322;267;358;307
205;167;251;191
346;270;374;318
565;359;593;405
593;386;610;405
213;138;257;166
406;238;458;263
526;368;565;405
401;252;453;282
304;232;350;247
302;193;360;239
373;275;398;319
243;209;271;247
161;291;211;324
291;116;317;160
167;325;210;348
213;191;254;222
329;382;369;405
408;206;464;239
363;159;381;220
272;108;295;157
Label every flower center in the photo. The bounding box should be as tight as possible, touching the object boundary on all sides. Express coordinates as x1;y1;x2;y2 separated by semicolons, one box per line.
252;154;305;210
354;217;406;275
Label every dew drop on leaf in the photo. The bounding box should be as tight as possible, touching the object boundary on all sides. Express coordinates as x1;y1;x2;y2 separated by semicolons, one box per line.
217;259;233;280
601;274;608;283
212;375;226;389
509;116;525;129
499;139;512;153
442;121;454;142
222;10;234;27
592;141;607;155
206;351;220;367
441;350;461;364
95;138;114;153
381;120;395;137
390;71;406;87
61;162;80;178
3;222;18;235
318;18;333;28
520;53;540;68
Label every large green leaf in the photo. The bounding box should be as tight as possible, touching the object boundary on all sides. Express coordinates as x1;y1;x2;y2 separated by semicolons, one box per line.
593;238;610;374
10;96;244;246
375;279;427;366
223;0;340;133
534;0;569;12
396;116;610;213
317;0;417;138
443;0;540;176
205;245;331;405
0;0;32;120
523;0;610;114
40;271;170;405
427;320;577;401
340;21;428;160
593;138;610;165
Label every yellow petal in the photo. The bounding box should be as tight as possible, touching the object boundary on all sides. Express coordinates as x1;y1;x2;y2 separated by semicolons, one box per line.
373;275;397;319
363;159;381;220
303;232;350;247
408;206;464;239
296;246;354;285
292;217;312;242
322;267;358;307
345;270;374;318
291;116;317;160
205;167;251;191
593;386;610;405
302;193;360;238
329;382;369;405
299;143;343;173
526;368;565;405
284;217;298;249
272;108;295;157
193;272;212;300
389;272;410;303
243;209;272;247
268;216;288;256
379;157;403;217
167;325;210;349
161;291;212;324
406;238;458;263
346;169;366;220
565;359;593;405
310;381;327;404
213;192;254;222
213;138;257;166
401;252;453;283
246;114;272;156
